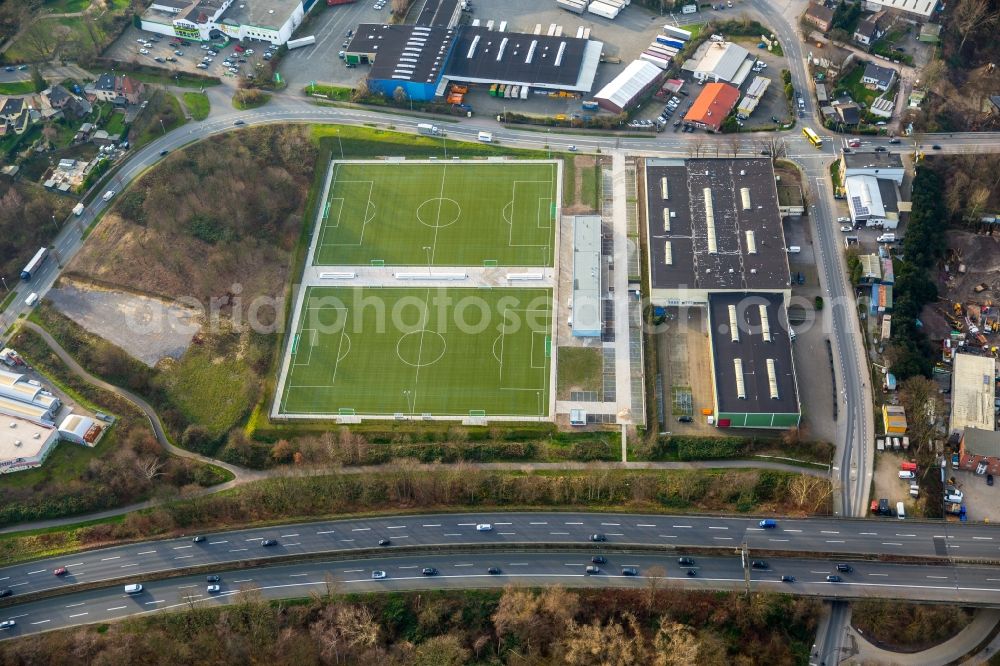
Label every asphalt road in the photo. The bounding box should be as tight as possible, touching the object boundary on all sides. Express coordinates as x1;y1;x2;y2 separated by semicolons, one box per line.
3;551;1000;639
2;512;998;603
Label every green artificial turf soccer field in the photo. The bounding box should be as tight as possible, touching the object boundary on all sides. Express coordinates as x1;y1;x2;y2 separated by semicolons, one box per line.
278;287;552;416
314;162;557;267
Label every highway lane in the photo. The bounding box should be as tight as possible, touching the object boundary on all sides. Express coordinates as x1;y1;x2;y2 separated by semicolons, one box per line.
1;512;998;601
3;552;1000;639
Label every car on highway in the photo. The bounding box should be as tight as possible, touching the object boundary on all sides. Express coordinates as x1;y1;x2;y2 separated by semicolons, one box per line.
53;567;67;576
678;557;695;567
590;533;607;542
826;575;842;582
758;519;777;529
621;567;639;576
0;620;14;629
780;575;795;583
3;66;13;72
591;555;607;564
932;145;941;150
261;538;278;546
207;584;221;593
125;584;143;594
751;560;768;569
874;146;887;152
585;565;601;575
378;538;391;546
889;138;901;144
836;563;853;573
206;575;221;582
488;567;501;575
192;536;205;543
476;523;493;531
686;569;697;577
103;190;116;201
160;150;169;156
234;120;245;126
371;570;386;580
421;568;438;576
0;589;11;598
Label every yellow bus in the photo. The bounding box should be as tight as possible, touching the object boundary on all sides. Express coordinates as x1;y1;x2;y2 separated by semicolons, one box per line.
802;127;823;148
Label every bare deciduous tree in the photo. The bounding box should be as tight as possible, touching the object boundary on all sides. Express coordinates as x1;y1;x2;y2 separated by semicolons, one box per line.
953;0;999;52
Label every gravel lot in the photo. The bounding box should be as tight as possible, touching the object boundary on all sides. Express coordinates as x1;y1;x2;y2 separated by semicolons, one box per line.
47;281;200;368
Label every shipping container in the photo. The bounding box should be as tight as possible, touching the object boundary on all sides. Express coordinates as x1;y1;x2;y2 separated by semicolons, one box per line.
587;1;620;19
640;52;669;69
663;25;692;41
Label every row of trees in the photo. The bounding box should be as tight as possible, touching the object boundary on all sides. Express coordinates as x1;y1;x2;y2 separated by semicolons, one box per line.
886;165;945;380
0;586;821;665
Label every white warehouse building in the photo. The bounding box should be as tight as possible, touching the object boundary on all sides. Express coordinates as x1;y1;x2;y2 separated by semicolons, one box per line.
140;0;306;45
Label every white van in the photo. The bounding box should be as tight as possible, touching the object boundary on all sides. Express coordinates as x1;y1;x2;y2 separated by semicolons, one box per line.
24;292;38;307
102;190;115;201
896;502;905;519
876;233;895;243
477;131;493;143
124;583;143;594
787;246;801;253
72;203;85;216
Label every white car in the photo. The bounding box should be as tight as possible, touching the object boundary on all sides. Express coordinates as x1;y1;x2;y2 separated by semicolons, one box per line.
139;48;150;55
840;225;852;232
207;584;221;593
945;493;963;503
946;488;964;501
476;523;493;532
201;44;210;50
371;570;386;580
0;620;14;630
196;63;208;69
229;67;239;73
136;38;146;43
102;190;115;201
837;216;850;223
245;48;254;54
898;470;916;480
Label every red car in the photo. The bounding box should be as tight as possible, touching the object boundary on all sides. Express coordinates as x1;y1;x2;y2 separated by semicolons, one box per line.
53;567;67;576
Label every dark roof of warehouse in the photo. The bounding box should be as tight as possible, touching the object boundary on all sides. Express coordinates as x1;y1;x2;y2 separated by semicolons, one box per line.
709;292;800;415
444;26;588;87
645;157;790;292
347;24;455;85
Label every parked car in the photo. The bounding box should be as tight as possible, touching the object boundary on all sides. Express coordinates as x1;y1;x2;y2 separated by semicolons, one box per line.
898;470;916;480
139;49;150;55
840;225;852;232
174;50;184;56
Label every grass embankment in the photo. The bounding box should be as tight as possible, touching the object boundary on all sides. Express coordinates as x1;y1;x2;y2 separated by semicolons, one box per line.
580;161;601;210
0;466;832;564
852;600;975;652
1;325;232;529
129;89;186;149
557;347;603;399
0;80;35;95
0;290;17;313
233;88;270;110
642;436;834;467
303;83;352;100
181;92;210;120
0;587;820;664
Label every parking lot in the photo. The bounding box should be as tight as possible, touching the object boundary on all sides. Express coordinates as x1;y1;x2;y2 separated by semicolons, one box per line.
948;468;999;523
105;25;276;83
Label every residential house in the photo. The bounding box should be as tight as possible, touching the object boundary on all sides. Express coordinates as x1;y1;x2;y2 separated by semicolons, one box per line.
958;428;1000;476
45;85;73;111
85;74;145;106
854;12;887;47
804;2;835;32
862;62;896;91
0;97;29;135
836;102;861;125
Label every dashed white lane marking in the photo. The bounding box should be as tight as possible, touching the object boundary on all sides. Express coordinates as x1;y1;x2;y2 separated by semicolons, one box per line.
316;530;336;535
30;620;51;625
229;548;248;553
421;524;441;528
280;534;299;538
27;570;45;575
137;550;156;555
209;541;228;545
68;612;88;618
101;557;120;561
65;603;85;608
173;545;192;550
106;606;127;612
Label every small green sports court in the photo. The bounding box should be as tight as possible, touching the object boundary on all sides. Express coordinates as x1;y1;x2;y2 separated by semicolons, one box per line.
315;162;557;267
278;287;553;417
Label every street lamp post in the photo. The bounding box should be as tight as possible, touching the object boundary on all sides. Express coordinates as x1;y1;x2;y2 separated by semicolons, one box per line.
422;245;432;276
336;129;345;160
0;276;8;293
159;119;165;135
51;214;58;233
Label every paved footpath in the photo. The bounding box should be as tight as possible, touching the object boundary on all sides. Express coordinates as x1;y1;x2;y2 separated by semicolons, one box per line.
845;609;1000;666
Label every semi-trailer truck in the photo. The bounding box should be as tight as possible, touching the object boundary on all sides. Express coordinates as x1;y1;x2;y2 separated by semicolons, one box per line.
20;247;48;281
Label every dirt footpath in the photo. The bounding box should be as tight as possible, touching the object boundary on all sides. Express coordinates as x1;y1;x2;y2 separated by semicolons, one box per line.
47;280;200;367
